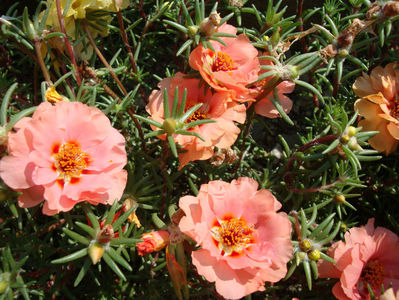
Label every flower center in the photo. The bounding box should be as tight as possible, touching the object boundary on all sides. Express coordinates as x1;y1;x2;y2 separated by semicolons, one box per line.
212;51;236;72
53;142;90;180
186;110;207;123
211;217;254;256
390;98;399;120
361;260;385;290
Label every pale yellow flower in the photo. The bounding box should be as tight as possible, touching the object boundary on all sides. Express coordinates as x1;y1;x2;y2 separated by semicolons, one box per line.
44;0;129;39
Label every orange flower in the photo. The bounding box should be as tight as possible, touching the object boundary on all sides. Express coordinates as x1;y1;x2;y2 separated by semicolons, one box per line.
353;63;399;154
146;73;246;168
189;24;260;102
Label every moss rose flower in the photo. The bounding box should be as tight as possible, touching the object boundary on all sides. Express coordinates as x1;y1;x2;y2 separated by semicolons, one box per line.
318;218;399;300
189;24;260;102
0;101;127;215
146;72;246;168
353;63;399;154
178;177;292;299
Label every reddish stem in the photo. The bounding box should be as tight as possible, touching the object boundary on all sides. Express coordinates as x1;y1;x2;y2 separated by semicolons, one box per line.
55;0;82;85
284;134;339;193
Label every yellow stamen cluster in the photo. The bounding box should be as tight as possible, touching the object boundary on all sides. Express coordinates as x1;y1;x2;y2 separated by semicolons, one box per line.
212;51;236;72
54;143;89;179
361;260;385;290
211;217;254;256
390;98;399;120
186;110;207;123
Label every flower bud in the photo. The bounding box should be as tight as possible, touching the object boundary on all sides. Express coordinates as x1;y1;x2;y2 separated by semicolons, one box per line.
188;25;199;36
163;118;177;134
347;126;357;137
45;86;69;104
136;230;170;256
308;249;321;261
348;137;362;151
340;134;350;144
338;49;349;58
0;280;7;294
334;194;346;204
299;240;311;251
88;242;104;264
122;198;141;227
97;224;114;244
200;12;221;36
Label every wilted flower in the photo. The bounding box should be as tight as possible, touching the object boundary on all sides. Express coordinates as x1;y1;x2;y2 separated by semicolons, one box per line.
189;24;260;102
0;101;127;215
318;218;399;300
45;86;68;104
146;72;246;168
178;177;292;299
353;63;399;154
136;230;170;256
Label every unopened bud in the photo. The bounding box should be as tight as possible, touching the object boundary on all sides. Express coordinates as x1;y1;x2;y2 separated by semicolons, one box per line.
334;194;346;203
188;25;199;36
163;118;176;134
122;198;141;227
88;242;104;264
340;134;350;144
0;280;7;294
347;126;357;136
97;224;114;244
136;230;170;256
200;12;221;36
338;49;349;58
308;249;321;261
299;240;311;251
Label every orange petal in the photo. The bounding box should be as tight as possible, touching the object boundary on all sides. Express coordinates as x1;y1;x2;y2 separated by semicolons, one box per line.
387;123;399;140
353;73;376;97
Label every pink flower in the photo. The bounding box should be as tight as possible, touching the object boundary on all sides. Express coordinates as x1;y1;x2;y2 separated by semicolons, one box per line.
146;72;246;168
318;218;399;300
252;53;295;118
178;177;292;299
136;230;170;256
0;101;127;215
189;24;260;102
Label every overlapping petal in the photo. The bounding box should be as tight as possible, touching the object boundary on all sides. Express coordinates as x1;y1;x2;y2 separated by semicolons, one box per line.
0;101;127;215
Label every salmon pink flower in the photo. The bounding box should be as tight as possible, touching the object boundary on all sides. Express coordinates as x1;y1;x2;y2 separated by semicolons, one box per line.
318;218;399;300
353;63;399;154
252;54;295;118
189;24;260;102
178;177;292;299
0;101;127;215
146;73;246;168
